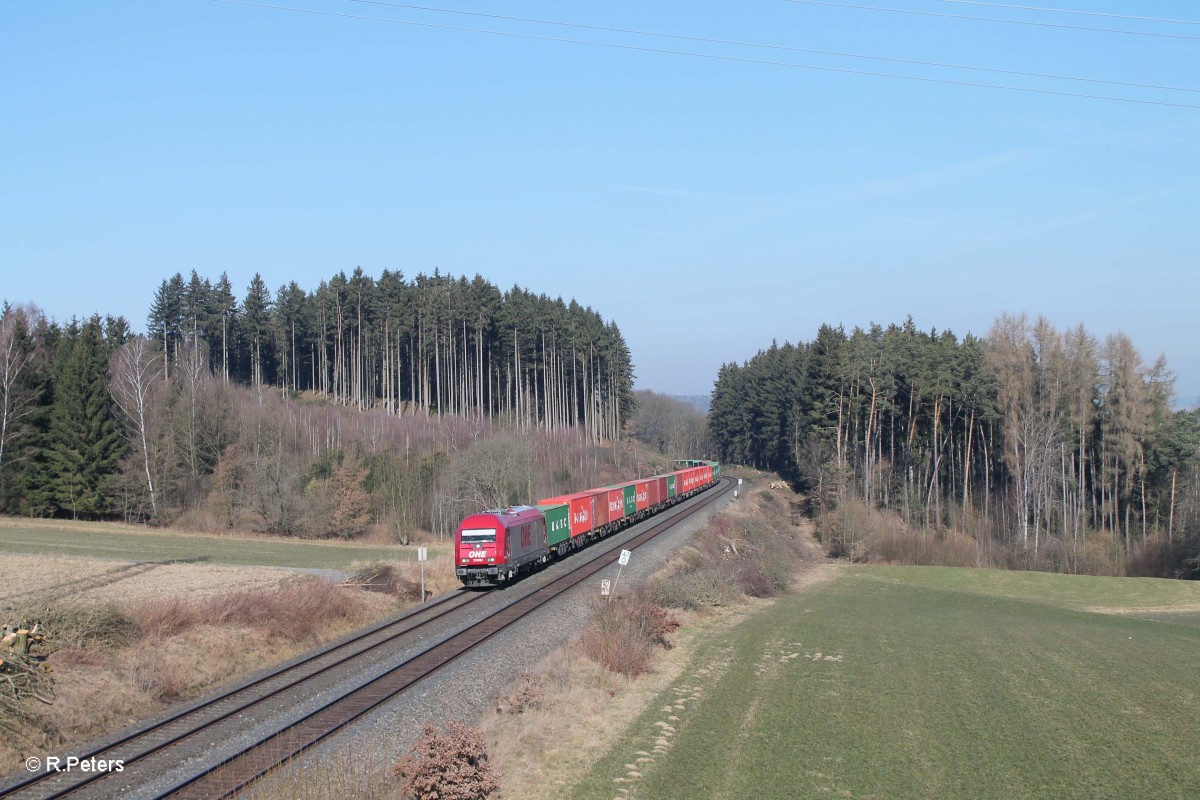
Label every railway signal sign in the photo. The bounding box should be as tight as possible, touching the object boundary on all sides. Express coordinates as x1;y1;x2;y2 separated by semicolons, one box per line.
609;549;632;602
417;547;428;602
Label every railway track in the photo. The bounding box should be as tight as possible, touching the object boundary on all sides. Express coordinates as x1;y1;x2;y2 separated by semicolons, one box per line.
0;590;487;800
3;477;733;800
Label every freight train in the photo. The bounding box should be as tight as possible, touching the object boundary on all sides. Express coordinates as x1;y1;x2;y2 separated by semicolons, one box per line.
454;460;720;588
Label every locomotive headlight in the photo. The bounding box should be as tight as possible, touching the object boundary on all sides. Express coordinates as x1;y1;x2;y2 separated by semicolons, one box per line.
488;557;495;563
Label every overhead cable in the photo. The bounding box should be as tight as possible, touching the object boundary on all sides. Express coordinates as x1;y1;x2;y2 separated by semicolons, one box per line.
209;0;1200;110
933;0;1200;26
344;0;1199;94
782;0;1200;41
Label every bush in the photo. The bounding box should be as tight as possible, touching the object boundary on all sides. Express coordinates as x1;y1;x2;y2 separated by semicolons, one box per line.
650;564;737;610
203;580;367;642
495;671;543;715
1127;535;1200;580
578;593;679;677
864;529;979;568
129;579;371;644
392;719;500;800
135;597;200;638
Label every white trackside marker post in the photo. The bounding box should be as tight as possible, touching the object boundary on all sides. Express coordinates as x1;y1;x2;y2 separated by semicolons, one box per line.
610;549;632;603
736;477;742;499
600;579;611;597
417;546;428;601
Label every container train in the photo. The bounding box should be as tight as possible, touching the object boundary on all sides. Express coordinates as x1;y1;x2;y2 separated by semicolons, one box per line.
454;460;720;588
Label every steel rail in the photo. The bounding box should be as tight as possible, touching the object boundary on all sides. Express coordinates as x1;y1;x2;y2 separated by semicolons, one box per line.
0;589;485;800
163;478;733;799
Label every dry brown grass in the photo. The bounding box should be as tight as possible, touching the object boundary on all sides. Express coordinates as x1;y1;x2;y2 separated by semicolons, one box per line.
481;604;753;800
494;671;545;716
228;750;399;800
0;578;397;776
0;555;296;611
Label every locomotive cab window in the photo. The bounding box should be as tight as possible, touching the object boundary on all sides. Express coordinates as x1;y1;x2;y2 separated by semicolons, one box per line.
460;528;497;543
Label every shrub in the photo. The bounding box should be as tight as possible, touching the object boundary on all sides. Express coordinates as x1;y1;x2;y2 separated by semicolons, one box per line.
1126;535;1200;580
122;648;185;701
495;671;543;715
650;565;736;610
864;529;979;568
578;593;679;677
203;579;367;642
127;577;374;644
134;597;200;638
392;719;500;800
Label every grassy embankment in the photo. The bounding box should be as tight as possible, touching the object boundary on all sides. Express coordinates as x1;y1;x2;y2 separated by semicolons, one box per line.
569;565;1200;800
0;516;438;570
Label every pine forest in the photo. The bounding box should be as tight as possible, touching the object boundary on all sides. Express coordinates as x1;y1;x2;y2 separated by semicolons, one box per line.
709;315;1200;578
0;269;637;537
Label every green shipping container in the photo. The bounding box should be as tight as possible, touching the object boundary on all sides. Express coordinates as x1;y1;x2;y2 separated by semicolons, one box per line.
622;485;637;516
666;475;676;498
537;504;571;547
710;461;721;480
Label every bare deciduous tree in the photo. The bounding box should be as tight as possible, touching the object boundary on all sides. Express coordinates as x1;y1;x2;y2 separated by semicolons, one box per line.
0;305;45;481
110;337;164;518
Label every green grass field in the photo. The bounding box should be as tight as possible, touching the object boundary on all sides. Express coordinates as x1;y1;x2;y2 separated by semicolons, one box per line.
0;517;437;570
571;565;1200;800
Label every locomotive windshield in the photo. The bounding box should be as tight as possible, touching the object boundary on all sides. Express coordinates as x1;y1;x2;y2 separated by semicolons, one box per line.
459;528;496;543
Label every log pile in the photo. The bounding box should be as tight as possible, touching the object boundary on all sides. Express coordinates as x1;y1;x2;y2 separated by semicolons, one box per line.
1;620;54;713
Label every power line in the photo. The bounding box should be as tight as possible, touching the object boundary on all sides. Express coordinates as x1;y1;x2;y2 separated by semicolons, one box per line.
782;0;1200;40
933;0;1200;26
344;0;1200;94
208;0;1200;110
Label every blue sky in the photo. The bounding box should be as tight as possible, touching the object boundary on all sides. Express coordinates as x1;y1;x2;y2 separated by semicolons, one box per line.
3;1;1198;406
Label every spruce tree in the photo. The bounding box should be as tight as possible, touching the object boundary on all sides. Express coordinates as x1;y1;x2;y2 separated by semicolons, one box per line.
43;317;125;518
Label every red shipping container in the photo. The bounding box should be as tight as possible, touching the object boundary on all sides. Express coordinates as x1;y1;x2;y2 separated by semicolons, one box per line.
593;489;612;527
649;476;666;506
605;488;626;523
539;491;597;537
633;481;651;511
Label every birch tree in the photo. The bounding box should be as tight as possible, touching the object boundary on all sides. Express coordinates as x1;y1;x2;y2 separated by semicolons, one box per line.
0;305;45;481
110;336;163;518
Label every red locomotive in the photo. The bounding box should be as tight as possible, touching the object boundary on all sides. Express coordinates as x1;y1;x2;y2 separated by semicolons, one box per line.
454;460;719;587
